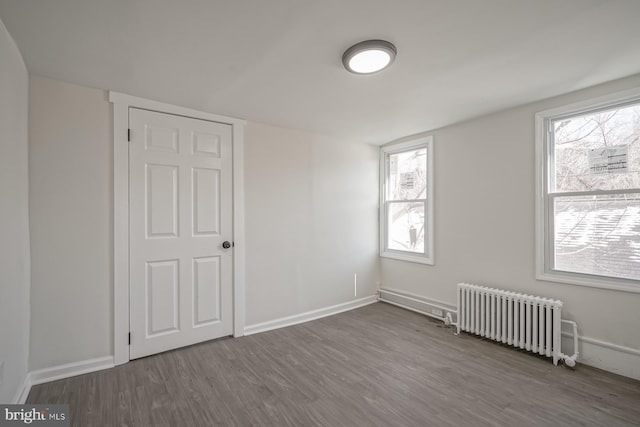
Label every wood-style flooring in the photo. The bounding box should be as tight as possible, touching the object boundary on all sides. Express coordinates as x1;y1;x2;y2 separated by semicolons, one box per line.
27;302;640;426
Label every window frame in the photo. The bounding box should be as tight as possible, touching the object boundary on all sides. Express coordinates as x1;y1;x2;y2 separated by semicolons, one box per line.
380;136;434;265
535;87;640;293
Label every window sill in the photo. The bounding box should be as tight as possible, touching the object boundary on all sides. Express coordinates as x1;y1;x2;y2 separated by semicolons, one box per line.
536;270;640;294
381;251;434;265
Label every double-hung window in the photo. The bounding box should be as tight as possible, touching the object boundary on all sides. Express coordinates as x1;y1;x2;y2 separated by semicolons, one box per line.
380;137;434;264
536;89;640;292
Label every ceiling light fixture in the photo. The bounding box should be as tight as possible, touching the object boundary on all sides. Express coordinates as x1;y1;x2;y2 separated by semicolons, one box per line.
342;40;397;75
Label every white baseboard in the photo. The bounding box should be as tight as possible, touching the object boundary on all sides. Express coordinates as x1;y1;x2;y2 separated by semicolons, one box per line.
561;332;640;381
13;374;31;404
378;288;457;322
244;295;378;336
15;356;115;403
29;356;114;387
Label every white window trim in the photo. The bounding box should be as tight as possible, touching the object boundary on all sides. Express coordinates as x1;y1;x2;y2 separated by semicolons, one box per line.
380;136;434;265
535;86;640;294
109;91;247;365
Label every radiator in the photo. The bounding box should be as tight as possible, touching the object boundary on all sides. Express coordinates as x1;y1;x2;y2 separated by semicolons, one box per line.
456;283;578;366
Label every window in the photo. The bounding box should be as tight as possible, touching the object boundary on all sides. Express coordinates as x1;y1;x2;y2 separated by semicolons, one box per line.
536;88;640;292
380;137;434;264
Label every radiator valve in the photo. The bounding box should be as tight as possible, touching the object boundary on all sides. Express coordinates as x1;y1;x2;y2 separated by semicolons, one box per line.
444;312;454;326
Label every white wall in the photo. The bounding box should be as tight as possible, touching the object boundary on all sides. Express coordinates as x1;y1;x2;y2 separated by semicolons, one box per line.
28;76;112;370
244;122;380;325
0;17;30;403
381;73;640;379
26;77;380;370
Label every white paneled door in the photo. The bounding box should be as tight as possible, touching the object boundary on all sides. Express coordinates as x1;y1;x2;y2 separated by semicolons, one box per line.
129;108;233;359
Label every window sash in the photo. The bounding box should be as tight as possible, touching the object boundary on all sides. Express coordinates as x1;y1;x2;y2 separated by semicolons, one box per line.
384;200;427;256
546;114;640;279
385;199;427;204
548;188;640;198
384;154;427;201
547;101;640;194
535;88;640;292
380;137;433;265
386;197;427;203
546;192;640;277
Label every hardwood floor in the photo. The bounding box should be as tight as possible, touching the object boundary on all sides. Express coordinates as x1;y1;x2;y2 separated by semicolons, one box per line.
28;302;640;426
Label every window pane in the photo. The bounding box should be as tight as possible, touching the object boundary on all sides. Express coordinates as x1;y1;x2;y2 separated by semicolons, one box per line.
552;103;640;193
388;202;425;253
388;148;427;200
554;194;640;280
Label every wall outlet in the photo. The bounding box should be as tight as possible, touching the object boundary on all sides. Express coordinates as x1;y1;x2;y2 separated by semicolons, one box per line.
432;308;443;317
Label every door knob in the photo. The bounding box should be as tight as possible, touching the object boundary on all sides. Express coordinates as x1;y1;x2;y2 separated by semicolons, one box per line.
222;241;232;249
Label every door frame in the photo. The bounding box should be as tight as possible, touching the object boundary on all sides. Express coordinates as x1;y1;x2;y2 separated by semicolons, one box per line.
109;92;246;365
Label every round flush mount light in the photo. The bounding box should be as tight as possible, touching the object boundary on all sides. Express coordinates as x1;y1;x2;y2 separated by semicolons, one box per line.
342;40;397;74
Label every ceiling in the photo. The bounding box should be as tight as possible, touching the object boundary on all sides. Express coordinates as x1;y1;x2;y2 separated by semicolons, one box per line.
1;0;640;145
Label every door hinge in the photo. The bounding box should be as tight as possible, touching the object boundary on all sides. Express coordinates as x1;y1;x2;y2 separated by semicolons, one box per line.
128;332;131;345
127;129;131;142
